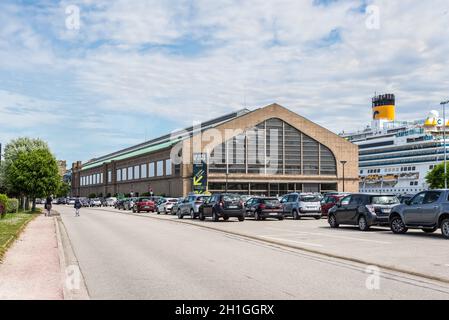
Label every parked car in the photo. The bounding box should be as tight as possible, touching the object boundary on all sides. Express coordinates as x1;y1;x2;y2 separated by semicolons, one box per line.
68;198;76;205
89;198;102;207
320;194;348;217
245;197;284;220
389;190;449;239
105;197;117;207
280;193;322;220
176;194;210;219
123;197;138;210
132;197;156;213
198;193;245;222
156;198;179;214
170;198;184;215
328;193;400;231
115;199;127;210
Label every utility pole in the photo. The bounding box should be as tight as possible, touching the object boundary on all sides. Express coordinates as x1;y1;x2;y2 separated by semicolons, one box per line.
441;100;449;189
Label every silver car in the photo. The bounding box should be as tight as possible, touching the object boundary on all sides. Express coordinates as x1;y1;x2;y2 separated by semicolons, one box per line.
176;195;210;219
156;198;179;214
280;193;322;220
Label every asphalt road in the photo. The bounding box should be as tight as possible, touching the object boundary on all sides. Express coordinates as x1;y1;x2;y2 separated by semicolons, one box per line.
57;205;449;300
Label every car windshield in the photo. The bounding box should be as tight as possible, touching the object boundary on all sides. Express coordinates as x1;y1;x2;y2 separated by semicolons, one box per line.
223;195;240;202
139;198;150;202
262;199;280;205
168;199;178;203
371;196;400;205
300;196;320;202
195;196;209;201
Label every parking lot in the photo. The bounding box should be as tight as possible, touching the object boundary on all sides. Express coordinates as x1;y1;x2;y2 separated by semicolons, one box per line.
94;206;449;284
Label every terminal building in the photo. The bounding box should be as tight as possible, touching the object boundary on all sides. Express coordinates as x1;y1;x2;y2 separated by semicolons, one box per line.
71;104;358;197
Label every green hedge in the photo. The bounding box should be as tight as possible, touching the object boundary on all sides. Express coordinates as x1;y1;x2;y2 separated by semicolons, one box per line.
7;199;18;213
0;195;19;216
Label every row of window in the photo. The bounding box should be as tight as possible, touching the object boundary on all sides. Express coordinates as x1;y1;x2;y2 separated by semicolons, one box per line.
209;118;337;176
361;188;424;193
362;166;417;175
116;159;172;182
81;173;104;186
81;159;172;186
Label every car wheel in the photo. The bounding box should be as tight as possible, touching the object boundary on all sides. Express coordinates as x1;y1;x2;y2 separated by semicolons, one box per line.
199;212;205;221
422;227;437;233
314;216;322;220
223;216;229;221
190;209;195;219
358;216;370;231
238;215;245;222
390;216;408;234
278;215;284;221
212;211;219;222
441;219;449;239
328;214;339;228
177;210;183;219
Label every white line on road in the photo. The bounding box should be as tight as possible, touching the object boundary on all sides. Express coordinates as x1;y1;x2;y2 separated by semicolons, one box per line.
258;235;324;248
265;227;391;244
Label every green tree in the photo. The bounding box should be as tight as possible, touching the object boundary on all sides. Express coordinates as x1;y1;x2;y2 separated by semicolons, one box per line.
8;149;60;211
55;181;71;198
0;137;49;199
425;163;449;189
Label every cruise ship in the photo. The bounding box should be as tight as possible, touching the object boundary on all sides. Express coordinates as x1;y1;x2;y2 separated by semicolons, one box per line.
341;94;448;195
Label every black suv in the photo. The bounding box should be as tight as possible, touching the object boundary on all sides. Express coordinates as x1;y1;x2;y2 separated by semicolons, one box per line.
245;197;284;220
199;193;245;222
328;193;400;231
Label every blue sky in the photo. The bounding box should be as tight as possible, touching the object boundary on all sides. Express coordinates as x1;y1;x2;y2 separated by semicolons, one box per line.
1;0;448;167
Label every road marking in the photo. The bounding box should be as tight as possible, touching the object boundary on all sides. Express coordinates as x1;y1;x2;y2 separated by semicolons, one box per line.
265;227;391;244
258;235;324;248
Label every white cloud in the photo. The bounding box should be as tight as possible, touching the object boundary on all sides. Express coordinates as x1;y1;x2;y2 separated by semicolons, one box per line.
1;0;449;161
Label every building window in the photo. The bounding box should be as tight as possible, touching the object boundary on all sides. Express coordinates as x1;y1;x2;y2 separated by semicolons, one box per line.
108;170;112;183
89;175;92;185
134;165;140;179
117;169;122;182
122;168;127;181
174;164;181;176
141;164;147;178
128;167;133;180
157;160;164;176
149;162;155;177
208;118;336;176
100;173;103;184
165;159;172;176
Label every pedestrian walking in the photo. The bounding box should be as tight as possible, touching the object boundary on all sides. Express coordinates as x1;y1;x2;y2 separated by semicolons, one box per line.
45;196;52;217
74;198;82;217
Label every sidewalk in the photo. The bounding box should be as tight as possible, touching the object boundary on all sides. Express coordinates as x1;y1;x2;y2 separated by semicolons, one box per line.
0;214;63;300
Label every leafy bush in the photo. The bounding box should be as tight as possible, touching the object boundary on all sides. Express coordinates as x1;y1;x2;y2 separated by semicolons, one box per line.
6;198;18;213
0;194;7;218
88;193;96;199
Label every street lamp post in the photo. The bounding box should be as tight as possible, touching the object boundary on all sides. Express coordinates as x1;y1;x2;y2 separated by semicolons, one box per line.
340;161;347;192
441;100;449;189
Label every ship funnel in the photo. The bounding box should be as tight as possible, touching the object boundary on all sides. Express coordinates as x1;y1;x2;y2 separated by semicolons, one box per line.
372;93;395;121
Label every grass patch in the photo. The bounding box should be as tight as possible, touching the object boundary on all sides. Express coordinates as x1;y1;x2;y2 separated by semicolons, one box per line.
0;212;38;261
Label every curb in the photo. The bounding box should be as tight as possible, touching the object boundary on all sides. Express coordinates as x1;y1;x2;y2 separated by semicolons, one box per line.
54;214;90;300
110;208;449;285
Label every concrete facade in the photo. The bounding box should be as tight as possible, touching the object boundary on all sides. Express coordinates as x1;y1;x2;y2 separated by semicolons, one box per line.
71;104;359;197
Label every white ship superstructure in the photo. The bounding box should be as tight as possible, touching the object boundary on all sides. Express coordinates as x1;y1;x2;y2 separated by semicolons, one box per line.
341;94;448;195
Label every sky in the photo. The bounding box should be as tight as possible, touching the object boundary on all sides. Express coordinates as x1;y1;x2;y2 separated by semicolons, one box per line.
0;0;448;167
